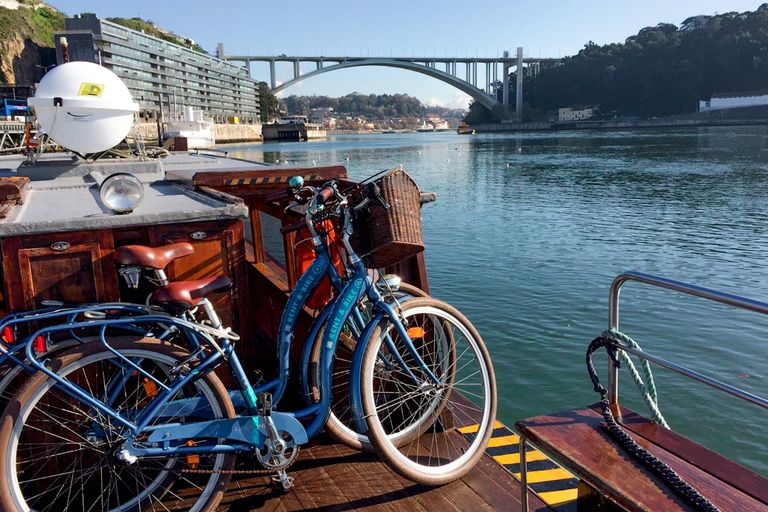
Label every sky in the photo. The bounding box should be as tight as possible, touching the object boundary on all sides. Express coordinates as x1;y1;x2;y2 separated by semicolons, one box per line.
50;0;768;110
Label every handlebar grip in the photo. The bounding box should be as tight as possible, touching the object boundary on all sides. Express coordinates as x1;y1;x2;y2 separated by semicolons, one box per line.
280;220;307;235
265;187;293;202
317;186;334;205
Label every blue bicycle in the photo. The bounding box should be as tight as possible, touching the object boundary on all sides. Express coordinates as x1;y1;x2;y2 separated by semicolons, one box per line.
0;176;496;511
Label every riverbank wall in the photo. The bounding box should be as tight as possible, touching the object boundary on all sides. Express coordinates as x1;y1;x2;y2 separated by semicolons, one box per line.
474;106;768;133
133;122;263;145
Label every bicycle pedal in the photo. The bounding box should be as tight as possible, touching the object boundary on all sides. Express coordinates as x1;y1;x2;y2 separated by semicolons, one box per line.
257;391;272;416
271;471;294;491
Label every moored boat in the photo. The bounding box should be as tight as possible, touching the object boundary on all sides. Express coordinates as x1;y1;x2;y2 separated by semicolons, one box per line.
166;105;216;148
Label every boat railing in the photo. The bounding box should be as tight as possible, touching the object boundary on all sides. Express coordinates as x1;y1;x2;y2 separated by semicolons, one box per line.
607;270;768;411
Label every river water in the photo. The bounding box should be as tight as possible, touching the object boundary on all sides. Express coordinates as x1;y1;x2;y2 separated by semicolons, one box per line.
225;127;768;476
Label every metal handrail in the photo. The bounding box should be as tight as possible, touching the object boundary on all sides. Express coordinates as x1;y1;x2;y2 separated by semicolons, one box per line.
607;271;768;410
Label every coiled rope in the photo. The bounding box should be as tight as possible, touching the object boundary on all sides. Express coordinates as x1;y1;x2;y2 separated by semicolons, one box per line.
586;336;721;512
601;329;668;428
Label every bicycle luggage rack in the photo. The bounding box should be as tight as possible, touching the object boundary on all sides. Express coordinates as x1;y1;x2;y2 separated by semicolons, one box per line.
607;270;768;410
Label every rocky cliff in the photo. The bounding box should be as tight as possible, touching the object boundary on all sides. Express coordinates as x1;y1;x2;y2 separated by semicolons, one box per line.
0;2;62;86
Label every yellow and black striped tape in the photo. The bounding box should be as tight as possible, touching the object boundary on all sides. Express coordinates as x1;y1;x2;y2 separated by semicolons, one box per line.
223;174;320;186
460;421;578;511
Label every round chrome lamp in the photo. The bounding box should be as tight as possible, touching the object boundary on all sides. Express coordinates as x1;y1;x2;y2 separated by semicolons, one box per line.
99;173;144;214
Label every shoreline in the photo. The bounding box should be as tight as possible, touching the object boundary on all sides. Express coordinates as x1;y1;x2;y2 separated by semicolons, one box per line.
472;116;768;133
472;106;768;133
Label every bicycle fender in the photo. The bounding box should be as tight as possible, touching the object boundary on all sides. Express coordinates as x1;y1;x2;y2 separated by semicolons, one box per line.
299;301;335;402
274;249;331;405
348;310;385;433
147;412;308;448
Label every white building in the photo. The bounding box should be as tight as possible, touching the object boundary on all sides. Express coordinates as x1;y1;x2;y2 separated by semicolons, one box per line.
60;14;260;123
698;91;768;112
559;107;595;121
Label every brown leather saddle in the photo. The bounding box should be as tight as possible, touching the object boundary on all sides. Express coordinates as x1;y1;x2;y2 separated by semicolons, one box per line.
114;243;194;270
150;275;232;316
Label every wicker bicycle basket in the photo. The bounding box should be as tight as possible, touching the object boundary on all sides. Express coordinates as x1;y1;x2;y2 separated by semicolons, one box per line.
350;169;425;268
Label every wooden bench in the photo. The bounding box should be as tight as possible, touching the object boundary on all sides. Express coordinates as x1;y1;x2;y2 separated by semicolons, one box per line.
515;403;768;512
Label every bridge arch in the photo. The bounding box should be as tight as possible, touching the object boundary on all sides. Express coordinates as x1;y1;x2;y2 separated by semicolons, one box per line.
272;59;514;121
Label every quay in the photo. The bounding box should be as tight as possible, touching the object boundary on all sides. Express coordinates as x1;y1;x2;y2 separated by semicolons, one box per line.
263;122;327;142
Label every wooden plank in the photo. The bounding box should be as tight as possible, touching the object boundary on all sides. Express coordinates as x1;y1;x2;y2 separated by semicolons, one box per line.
193;166;348;188
300;440;413;512
603;404;768;506
249;208;265;264
468;450;553;512
517;407;768;512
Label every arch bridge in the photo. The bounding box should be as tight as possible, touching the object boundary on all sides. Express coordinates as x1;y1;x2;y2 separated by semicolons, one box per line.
219;46;559;121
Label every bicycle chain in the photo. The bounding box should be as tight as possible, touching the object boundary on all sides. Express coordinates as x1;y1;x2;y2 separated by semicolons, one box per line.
180;447;299;475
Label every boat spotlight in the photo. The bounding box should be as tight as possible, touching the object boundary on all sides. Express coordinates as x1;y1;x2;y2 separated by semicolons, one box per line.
99;173;144;214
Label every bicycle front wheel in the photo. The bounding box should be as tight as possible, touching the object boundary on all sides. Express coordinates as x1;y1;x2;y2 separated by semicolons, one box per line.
360;297;497;485
0;338;236;512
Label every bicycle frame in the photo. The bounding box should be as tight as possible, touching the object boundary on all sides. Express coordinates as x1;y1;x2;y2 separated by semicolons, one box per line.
5;184;440;461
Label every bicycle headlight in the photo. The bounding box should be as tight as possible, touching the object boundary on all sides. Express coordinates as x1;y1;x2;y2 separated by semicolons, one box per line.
99;173;144;214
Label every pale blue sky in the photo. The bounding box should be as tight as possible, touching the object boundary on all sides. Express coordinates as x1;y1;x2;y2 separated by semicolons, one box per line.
52;1;767;109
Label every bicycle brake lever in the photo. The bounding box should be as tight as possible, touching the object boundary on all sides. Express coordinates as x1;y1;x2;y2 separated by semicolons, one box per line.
367;183;390;209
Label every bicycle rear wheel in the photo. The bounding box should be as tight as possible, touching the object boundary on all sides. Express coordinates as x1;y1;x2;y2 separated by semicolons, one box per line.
360;297;496;485
308;282;428;451
0;338;236;512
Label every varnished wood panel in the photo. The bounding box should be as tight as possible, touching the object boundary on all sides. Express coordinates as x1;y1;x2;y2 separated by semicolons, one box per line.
149;220;248;339
600;404;768;506
516;406;768;512
1;229;118;312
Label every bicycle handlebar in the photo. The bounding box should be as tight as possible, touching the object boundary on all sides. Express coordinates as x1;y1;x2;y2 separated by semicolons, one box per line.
280;220;308;235
316;185;335;205
266;187;295;202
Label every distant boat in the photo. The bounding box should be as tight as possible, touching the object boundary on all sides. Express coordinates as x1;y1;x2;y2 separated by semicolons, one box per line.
167;106;215;148
457;124;474;134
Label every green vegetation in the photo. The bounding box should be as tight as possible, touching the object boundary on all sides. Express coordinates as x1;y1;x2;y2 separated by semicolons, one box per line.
107;17;206;54
525;4;768;118
465;4;768;123
258;82;278;123
0;4;63;84
0;4;64;49
280;93;428;130
282;93;425;118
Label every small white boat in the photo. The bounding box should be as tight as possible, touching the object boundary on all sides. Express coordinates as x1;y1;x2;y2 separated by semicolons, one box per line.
167;106;215;148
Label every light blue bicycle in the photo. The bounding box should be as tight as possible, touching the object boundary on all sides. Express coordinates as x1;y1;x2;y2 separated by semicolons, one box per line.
0;177;496;512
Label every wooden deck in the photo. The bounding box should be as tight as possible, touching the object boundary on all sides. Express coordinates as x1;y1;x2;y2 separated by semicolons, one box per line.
212;435;559;512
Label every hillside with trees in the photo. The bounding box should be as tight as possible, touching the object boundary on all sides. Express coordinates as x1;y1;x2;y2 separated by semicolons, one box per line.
279;93;465;130
282;93;426;118
467;4;768;123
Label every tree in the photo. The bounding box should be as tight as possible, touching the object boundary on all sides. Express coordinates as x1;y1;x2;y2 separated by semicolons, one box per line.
524;5;768;117
258;82;278;123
